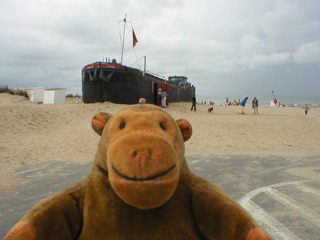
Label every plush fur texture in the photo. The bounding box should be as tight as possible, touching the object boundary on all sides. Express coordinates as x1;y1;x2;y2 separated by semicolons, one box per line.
5;104;271;240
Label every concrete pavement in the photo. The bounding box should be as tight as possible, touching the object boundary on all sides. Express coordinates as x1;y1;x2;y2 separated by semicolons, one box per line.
1;154;320;239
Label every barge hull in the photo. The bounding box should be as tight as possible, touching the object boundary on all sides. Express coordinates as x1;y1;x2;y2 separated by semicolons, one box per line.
82;64;195;105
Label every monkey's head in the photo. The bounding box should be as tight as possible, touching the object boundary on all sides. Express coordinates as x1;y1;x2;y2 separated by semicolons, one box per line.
92;104;192;209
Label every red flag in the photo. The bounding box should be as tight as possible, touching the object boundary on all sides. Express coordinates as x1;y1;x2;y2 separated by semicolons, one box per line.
132;28;138;47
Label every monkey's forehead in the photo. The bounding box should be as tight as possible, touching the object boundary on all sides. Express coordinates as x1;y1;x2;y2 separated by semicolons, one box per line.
120;104;168;113
110;110;175;127
115;104;173;119
105;108;179;144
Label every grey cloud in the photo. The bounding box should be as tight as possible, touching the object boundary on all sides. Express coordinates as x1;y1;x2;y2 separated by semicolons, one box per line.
1;0;320;97
292;42;320;64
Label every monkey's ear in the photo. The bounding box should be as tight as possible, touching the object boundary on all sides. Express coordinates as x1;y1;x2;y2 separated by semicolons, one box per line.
92;112;112;136
176;119;192;142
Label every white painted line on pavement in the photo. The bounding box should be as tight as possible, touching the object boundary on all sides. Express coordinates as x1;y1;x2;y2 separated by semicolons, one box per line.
238;180;309;203
15;166;47;174
293;182;320;197
265;188;320;227
240;200;301;240
238;180;320;239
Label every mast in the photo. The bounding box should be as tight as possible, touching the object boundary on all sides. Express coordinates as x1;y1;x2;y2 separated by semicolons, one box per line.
143;56;146;76
120;14;127;65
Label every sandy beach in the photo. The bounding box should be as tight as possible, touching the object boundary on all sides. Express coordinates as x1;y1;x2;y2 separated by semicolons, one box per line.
1;93;320;173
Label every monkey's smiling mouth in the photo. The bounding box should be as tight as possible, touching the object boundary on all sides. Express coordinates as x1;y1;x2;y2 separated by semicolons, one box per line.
112;163;176;182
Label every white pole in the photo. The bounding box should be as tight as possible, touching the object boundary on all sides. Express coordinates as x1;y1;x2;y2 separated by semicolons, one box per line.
143;56;146;76
120;14;127;64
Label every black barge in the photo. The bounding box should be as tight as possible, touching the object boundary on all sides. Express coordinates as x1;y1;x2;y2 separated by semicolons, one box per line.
82;60;195;105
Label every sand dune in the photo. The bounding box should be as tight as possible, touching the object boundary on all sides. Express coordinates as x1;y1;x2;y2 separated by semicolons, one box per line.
1;93;319;173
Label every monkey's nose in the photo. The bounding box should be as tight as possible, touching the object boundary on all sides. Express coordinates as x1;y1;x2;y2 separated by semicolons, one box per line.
133;149;152;174
133;149;152;158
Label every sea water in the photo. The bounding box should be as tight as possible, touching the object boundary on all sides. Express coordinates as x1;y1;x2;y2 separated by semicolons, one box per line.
196;95;320;107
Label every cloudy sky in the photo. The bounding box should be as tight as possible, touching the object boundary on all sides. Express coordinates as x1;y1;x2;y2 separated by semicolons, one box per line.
1;0;320;97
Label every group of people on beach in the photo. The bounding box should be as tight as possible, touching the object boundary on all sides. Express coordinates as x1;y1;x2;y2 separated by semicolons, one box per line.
141;94;310;116
192;96;259;114
239;97;259;114
193;96;259;114
138;90;168;108
205;97;260;114
225;97;242;106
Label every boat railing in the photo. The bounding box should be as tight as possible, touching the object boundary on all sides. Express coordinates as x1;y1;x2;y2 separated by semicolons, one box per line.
145;70;167;80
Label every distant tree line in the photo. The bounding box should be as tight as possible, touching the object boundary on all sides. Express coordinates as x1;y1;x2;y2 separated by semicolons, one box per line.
0;85;28;98
66;93;82;98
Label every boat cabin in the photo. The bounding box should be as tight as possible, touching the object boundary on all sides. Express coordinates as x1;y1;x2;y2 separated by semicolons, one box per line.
168;76;191;87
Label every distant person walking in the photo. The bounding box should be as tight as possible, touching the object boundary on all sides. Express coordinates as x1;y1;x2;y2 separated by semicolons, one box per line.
191;94;196;111
304;104;310;115
161;91;167;108
252;97;259;114
240;97;248;114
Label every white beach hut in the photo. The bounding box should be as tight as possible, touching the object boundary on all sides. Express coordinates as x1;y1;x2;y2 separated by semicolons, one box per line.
43;88;66;104
26;87;45;103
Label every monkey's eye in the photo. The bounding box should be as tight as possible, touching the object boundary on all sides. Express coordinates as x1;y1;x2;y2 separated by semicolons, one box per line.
119;121;126;129
160;122;166;131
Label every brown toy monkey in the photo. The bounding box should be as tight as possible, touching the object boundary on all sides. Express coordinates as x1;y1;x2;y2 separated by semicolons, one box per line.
5;104;271;240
